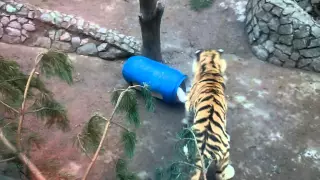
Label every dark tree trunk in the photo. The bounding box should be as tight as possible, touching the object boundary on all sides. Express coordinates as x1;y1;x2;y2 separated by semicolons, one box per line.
139;0;164;62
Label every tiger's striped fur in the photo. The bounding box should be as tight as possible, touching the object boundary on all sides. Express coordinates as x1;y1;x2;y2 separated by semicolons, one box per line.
183;49;235;180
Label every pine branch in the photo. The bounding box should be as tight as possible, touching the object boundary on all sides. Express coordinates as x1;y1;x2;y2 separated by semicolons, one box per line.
0;156;16;163
16;52;45;150
116;159;139;180
0;99;19;114
121;131;137;159
0;128;46;180
39;50;74;85
81;88;129;180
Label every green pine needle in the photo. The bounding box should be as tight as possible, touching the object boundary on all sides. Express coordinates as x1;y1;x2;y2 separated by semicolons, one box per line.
39;50;74;85
154;168;164;180
116;159;139;180
190;0;213;11
121;131;137;159
76;115;105;153
141;84;155;112
126;105;140;128
31;93;70;132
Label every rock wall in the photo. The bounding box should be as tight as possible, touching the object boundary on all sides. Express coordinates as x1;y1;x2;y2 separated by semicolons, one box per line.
0;0;142;60
246;0;320;72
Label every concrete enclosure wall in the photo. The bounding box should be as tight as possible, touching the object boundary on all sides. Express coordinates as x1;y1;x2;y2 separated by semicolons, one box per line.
0;0;142;60
245;0;320;72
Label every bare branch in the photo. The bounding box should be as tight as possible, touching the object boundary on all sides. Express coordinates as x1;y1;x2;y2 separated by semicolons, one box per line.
0;99;19;114
81;88;131;180
0;156;16;163
0;129;46;180
17;52;45;151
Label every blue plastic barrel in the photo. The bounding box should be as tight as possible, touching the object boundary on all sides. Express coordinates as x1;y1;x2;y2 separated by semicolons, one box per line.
122;56;187;104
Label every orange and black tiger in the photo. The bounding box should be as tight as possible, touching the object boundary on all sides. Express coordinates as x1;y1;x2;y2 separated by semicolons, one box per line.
182;49;235;180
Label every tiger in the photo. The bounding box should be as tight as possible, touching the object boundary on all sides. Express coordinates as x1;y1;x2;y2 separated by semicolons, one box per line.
182;49;235;180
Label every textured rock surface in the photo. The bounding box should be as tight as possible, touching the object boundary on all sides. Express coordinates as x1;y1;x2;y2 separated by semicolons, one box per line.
0;0;140;60
246;0;320;72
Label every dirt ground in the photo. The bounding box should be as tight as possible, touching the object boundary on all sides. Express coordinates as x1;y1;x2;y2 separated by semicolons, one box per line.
0;0;320;179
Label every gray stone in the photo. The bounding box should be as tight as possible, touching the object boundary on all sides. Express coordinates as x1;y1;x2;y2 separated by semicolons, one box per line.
16;7;28;16
246;12;253;25
100;35;106;41
255;10;273;22
106;36;115;44
264;40;275;53
309;38;320;48
0;1;5;8
21;29;28;38
32;37;51;49
246;24;253;34
28;11;35;19
271;7;282;16
269;57;283;66
275;44;292;55
279;35;293;45
71;36;81;48
48;29;56;40
97;43;108;51
0;27;3;38
262;3;273;11
253;25;260;39
252;45;269;60
59;32;71;41
5;27;21;36
21;35;27;42
22;24;36;31
119;34;125;38
269;33;279;41
40;13;52;22
94;33;101;39
293;39;308;49
77;19;85;30
268;18;280;31
52;41;74;52
280;17;292;24
290;52;300;61
6;5;17;13
282;6;295;15
294;25;310;38
114;35;120;42
311;25;320;38
7;21;21;29
80;38;89;45
76;43;98;55
16;4;23;10
17;17;28;24
258;21;269;33
278;24;293;35
1;17;9;26
311;58;320;72
9;15;17;21
98;28;107;34
55;29;65;40
123;38;130;44
274;49;289;61
257;34;268;43
98;47;129;60
299;48;320;58
1;34;21;44
282;59;296;68
298;58;313;68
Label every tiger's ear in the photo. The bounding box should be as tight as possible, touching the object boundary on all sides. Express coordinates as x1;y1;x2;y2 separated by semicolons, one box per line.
220;59;227;73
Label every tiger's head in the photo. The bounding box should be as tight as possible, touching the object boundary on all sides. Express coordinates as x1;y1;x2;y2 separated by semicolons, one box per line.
192;49;227;75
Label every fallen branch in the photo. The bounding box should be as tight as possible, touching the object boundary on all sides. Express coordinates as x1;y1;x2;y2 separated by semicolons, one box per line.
0;99;19;114
17;52;44;151
0;156;16;163
0;128;46;180
81;88;130;179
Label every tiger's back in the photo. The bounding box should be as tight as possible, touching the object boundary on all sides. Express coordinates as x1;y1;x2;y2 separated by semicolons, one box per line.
184;49;235;180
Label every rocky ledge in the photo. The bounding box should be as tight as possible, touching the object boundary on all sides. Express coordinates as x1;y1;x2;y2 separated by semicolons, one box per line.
246;0;320;72
0;0;142;60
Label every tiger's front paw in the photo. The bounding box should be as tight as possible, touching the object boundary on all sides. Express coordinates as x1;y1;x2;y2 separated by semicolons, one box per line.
216;165;235;180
